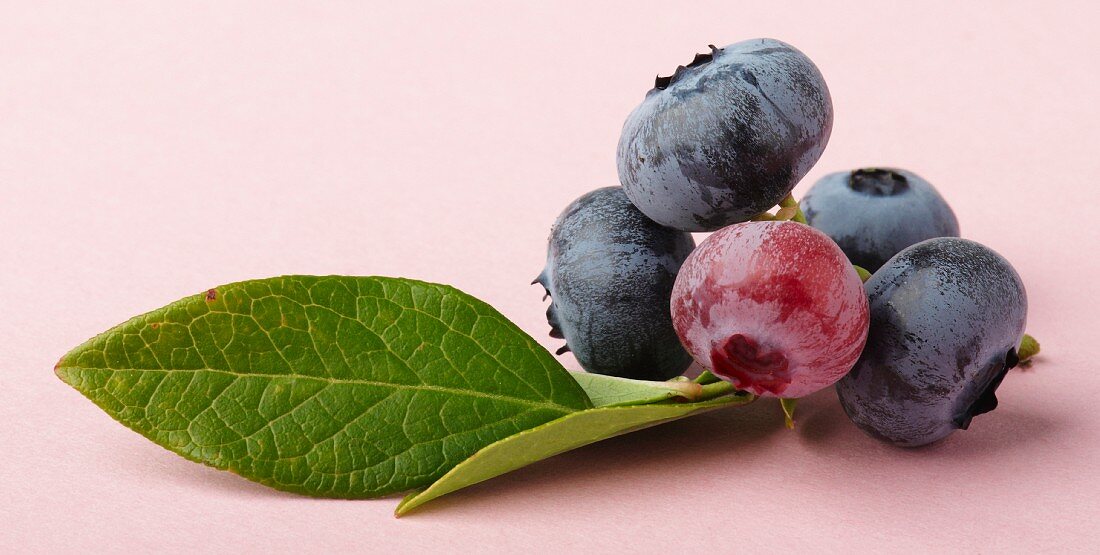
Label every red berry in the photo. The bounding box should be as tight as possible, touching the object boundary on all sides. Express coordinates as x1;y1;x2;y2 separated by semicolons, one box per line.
671;221;869;397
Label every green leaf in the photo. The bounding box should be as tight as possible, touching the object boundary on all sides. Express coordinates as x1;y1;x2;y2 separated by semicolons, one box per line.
395;391;755;516
570;372;703;407
55;276;592;498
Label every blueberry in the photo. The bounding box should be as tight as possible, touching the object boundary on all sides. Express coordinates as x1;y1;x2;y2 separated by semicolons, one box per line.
801;168;960;272
617;38;833;231
535;187;696;380
835;238;1028;447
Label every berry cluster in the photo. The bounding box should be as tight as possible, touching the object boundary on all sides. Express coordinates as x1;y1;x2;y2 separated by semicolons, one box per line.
537;38;1033;447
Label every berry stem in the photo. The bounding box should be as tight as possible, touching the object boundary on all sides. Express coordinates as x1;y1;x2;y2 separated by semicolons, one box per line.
1017;334;1040;363
853;265;872;282
684;371;761;402
774;206;799;220
778;193;807;224
780;398;797;429
696;380;736;400
693;370;722;385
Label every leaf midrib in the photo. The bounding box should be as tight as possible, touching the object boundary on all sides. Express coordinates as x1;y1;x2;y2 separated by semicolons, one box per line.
59;365;578;413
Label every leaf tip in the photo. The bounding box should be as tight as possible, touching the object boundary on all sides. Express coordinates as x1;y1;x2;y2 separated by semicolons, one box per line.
394;492;422;517
54;357;72;384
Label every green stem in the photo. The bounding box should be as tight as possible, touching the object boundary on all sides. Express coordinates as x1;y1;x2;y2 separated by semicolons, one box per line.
774;206;799;221
780;398;798;429
778;193;807;224
693;370;722;385
695;379;736;401
1018;334;1040;363
853;265;872;282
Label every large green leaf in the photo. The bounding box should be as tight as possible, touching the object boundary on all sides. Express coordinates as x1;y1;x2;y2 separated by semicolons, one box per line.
395;391;755;516
55;276;592;498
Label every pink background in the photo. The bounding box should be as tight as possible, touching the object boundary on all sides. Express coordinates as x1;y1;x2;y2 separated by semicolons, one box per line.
2;2;1098;552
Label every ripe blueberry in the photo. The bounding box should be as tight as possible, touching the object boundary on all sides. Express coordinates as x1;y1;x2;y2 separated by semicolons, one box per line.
617;38;833;231
671;221;868;397
801;168;960;272
536;187;695;381
835;238;1028;447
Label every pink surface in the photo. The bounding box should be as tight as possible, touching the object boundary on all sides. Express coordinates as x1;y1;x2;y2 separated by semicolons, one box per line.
2;2;1097;552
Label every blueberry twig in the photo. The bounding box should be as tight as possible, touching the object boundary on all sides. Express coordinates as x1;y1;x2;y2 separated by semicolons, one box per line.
695;380;736;401
753;193;808;223
778;193;808;224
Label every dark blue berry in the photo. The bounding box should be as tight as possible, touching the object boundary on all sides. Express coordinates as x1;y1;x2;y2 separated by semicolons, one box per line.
802;168;960;272
535;187;695;380
836;238;1028;447
617;38;833;231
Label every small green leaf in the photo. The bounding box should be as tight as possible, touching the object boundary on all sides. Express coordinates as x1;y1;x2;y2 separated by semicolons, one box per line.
780;398;798;429
395;391;755;516
55;276;592;498
570;372;703;407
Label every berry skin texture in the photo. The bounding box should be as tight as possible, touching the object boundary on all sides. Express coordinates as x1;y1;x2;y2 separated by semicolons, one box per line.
835;238;1028;448
536;187;696;381
801;168;960;272
670;221;869;397
617;38;833;232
